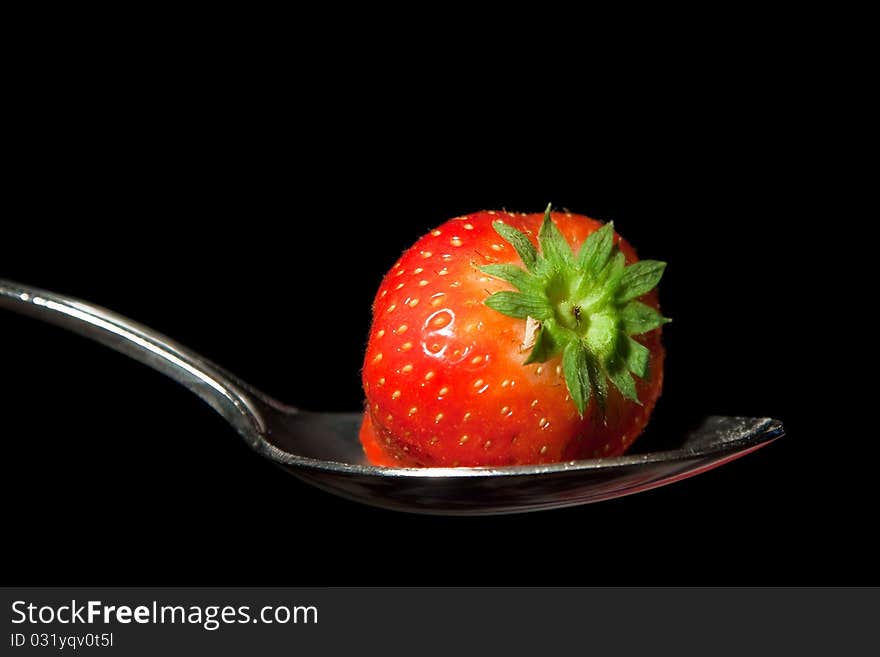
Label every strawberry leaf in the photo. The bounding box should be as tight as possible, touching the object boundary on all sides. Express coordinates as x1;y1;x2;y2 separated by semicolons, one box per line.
586;354;608;414
479;264;536;293
602;251;627;289
538;203;573;266
577;221;615;275
563;339;590;416
620;301;670;335
492;221;538;273
617;260;667;302
523;321;557;364
484;292;552;320
608;365;640;404
621;335;650;378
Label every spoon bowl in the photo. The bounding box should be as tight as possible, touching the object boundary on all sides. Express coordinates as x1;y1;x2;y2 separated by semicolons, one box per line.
0;279;783;515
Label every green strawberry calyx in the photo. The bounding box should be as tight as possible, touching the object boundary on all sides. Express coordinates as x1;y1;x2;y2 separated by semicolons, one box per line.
481;204;670;417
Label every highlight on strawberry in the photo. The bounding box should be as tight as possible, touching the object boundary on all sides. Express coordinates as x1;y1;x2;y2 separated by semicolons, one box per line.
360;205;669;467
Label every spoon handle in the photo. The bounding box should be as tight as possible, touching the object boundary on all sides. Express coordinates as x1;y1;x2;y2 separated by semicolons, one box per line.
0;279;287;451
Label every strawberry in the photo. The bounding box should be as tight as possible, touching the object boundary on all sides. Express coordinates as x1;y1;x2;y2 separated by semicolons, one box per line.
360;205;669;467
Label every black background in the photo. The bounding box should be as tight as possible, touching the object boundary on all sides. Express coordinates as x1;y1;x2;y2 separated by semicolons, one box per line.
2;37;868;586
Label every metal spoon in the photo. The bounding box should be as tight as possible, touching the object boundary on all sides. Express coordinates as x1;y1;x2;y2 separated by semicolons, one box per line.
0;279;783;515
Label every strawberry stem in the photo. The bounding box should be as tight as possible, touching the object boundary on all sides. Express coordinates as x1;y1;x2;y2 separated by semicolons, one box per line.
480;204;670;417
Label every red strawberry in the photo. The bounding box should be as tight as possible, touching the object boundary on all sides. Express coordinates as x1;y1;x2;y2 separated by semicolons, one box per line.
360;206;669;467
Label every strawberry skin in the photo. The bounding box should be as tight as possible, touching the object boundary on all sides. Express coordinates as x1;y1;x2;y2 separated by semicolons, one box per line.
361;209;667;467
